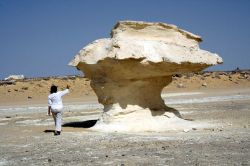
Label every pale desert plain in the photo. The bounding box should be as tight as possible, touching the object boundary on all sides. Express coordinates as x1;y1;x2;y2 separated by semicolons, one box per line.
0;71;249;166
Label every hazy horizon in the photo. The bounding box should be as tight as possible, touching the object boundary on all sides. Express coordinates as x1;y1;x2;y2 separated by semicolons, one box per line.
1;0;250;79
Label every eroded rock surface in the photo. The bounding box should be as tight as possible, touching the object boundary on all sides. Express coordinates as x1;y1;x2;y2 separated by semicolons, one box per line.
69;21;223;132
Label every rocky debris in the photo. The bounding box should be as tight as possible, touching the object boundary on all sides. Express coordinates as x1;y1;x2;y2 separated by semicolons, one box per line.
22;87;29;90
36;84;43;87
212;73;221;79
173;74;182;78
69;21;222;132
4;75;24;81
200;76;205;80
0;80;16;86
184;73;194;79
172;77;178;81
2;71;248;87
203;72;211;77
177;83;185;88
7;75;81;82
202;82;207;87
183;129;190;133
238;73;249;79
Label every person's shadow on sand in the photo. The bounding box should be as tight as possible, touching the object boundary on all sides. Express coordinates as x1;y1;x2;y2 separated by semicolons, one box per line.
43;129;55;133
62;120;98;128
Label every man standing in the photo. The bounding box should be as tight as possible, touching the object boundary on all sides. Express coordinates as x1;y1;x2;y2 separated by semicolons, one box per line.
48;85;70;135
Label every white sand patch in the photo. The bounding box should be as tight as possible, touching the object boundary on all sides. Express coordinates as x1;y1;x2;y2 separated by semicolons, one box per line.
0;103;102;115
0;118;10;121
165;94;250;104
92;118;213;133
161;92;203;98
0;116;29;121
179;111;194;114
16;119;53;126
92;107;215;132
1;93;249;117
0;159;9;166
16;144;32;148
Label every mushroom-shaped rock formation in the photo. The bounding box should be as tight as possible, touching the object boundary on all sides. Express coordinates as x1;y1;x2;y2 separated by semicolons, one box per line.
69;21;223;132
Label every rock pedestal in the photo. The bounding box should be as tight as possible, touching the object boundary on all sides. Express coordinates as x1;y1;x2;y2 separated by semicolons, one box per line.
69;21;223;132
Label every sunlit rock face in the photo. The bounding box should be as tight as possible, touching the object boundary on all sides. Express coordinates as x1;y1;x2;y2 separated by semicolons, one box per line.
69;21;222;132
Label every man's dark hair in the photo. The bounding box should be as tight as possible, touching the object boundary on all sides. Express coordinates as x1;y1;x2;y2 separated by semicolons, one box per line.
50;85;57;94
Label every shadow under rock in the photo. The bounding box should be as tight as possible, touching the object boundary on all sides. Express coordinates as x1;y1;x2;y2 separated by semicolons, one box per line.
62;120;98;128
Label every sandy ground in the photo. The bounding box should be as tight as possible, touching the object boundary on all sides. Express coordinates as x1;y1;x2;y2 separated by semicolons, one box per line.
0;71;250;165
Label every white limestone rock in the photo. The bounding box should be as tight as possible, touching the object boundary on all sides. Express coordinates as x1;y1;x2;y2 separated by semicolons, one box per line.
70;21;222;67
69;21;223;132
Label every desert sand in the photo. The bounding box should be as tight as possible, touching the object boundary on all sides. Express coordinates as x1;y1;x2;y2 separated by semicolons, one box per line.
0;71;249;165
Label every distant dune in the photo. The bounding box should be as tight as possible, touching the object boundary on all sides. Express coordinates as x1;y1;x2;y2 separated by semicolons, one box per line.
0;70;249;106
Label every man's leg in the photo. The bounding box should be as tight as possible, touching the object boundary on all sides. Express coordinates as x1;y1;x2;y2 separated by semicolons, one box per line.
55;111;62;132
52;112;56;126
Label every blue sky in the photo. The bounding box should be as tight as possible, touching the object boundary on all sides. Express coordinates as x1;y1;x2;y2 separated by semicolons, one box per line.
0;0;250;79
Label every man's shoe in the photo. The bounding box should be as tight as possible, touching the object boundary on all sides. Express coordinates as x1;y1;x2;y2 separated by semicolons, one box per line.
54;131;61;136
